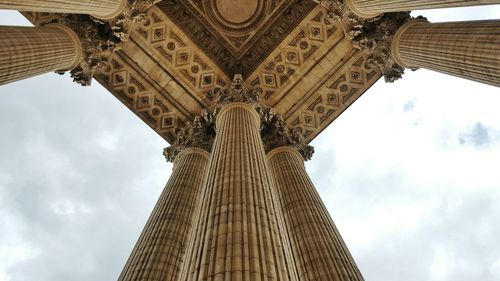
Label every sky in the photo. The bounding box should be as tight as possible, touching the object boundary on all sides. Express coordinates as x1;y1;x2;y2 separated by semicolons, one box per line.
1;5;500;281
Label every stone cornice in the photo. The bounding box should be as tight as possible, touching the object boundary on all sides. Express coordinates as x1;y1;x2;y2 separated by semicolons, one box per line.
314;0;424;82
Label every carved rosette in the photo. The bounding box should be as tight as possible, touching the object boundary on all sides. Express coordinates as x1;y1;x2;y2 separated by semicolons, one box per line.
163;115;216;162
32;0;157;86
314;0;423;82
261;114;315;161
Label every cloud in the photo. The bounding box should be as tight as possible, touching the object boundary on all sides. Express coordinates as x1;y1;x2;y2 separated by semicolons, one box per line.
0;73;170;281
458;122;493;148
2;6;500;281
403;100;416;112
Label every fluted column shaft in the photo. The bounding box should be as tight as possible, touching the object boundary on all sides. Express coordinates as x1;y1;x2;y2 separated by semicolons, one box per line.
119;148;210;281
0;0;127;19
181;103;297;281
268;147;363;281
392;19;500;87
347;0;500;18
0;24;82;85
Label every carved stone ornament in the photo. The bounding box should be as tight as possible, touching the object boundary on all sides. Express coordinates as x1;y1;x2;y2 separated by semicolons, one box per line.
216;74;261;105
314;0;423;82
163;115;216;162
261;114;315;161
36;0;158;86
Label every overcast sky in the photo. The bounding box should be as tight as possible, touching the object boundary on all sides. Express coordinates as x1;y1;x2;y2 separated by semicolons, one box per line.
1;5;500;281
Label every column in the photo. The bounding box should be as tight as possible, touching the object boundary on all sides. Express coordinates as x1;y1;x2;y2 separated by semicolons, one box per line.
346;0;500;18
119;147;210;281
0;0;127;19
181;102;297;280
0;24;82;85
392;19;500;87
268;147;364;281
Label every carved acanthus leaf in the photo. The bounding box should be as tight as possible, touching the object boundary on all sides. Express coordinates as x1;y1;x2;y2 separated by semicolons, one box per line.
314;0;422;82
163;115;216;162
216;74;261;105
36;0;158;86
51;14;120;86
261;114;314;161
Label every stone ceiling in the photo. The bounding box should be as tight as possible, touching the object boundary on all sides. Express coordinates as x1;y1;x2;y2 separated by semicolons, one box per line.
23;0;382;144
157;0;316;77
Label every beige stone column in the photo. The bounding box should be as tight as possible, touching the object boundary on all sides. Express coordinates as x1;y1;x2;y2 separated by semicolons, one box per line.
0;0;127;19
267;147;364;281
180;100;298;281
118;147;210;281
391;19;500;87
346;0;500;18
0;24;82;85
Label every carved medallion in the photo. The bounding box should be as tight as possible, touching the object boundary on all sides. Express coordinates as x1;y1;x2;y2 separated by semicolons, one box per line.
157;0;316;77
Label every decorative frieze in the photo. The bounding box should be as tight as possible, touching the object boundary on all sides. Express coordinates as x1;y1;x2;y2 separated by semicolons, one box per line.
131;6;230;105
283;52;381;142
247;7;342;104
94;55;188;143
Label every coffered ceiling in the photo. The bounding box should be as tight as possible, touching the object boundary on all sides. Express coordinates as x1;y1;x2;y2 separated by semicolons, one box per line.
23;0;382;144
157;0;316;77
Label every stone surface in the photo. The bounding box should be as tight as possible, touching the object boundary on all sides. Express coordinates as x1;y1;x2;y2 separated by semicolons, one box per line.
392;19;500;87
215;0;258;24
180;103;298;281
347;0;500;17
157;0;316;76
268;147;364;281
6;2;500;281
0;0;126;19
119;148;210;281
20;3;382;144
0;24;82;85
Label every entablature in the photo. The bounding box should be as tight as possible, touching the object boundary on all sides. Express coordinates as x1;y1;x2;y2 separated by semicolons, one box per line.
21;0;383;144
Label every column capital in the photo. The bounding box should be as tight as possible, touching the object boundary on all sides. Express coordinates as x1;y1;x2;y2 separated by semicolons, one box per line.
261;114;314;161
215;74;260;105
314;0;425;82
353;13;426;82
163;115;215;163
202;74;263;131
46;14;120;86
28;0;157;85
